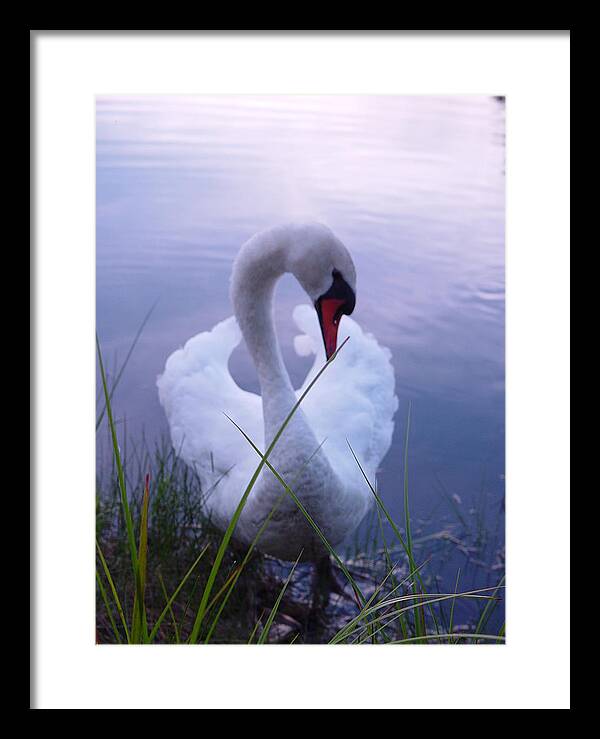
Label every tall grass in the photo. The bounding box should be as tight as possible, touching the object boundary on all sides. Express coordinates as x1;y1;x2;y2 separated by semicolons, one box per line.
96;330;505;645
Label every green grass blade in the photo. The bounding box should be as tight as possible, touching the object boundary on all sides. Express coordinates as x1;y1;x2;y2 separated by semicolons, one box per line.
345;439;439;637
132;473;150;642
345;442;412;567
96;335;143;624
353;593;498;644
399;400;425;638
204;565;245;616
204;492;287;644
204;442;329;644
333;588;499;644
188;337;350;644
96;301;157;431
329;561;403;645
449;568;461;644
328;558;431;644
157;570;180;644
226;415;366;608
96;570;122;644
387;633;505;644
497;621;506;644
257;551;302;644
147;544;209;643
96;539;130;643
375;504;407;640
475;574;505;635
248;611;265;644
403;401;413;557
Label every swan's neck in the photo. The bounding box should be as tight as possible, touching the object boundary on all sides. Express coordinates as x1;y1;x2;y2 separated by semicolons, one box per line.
229;227;345;537
230;230;297;442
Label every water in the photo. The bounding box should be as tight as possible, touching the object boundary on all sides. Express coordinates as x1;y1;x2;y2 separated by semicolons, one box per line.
97;95;505;627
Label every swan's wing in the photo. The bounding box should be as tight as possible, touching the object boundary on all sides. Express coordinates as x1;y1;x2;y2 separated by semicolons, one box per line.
156;316;262;522
293;304;398;488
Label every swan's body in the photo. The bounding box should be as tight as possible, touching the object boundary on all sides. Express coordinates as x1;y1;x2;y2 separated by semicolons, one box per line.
157;223;397;561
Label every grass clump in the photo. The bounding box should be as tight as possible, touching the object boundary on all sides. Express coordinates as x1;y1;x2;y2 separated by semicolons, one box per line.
96;444;267;644
96;332;505;646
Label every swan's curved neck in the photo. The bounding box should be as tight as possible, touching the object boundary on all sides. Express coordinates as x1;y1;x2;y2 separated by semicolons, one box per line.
230;230;297;441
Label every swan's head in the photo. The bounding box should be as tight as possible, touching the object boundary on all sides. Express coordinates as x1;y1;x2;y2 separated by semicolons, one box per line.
286;224;357;360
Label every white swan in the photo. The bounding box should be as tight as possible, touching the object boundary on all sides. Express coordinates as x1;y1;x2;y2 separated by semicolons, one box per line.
157;223;398;562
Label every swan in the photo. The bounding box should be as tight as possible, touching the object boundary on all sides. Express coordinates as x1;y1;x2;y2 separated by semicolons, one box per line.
157;223;398;564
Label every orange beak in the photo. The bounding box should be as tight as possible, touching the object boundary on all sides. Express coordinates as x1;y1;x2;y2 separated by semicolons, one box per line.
316;297;346;360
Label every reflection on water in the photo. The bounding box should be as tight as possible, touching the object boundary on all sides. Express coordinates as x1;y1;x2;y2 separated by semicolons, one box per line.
97;95;505;623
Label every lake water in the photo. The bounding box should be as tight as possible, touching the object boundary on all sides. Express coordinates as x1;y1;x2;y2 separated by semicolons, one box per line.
97;95;505;625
